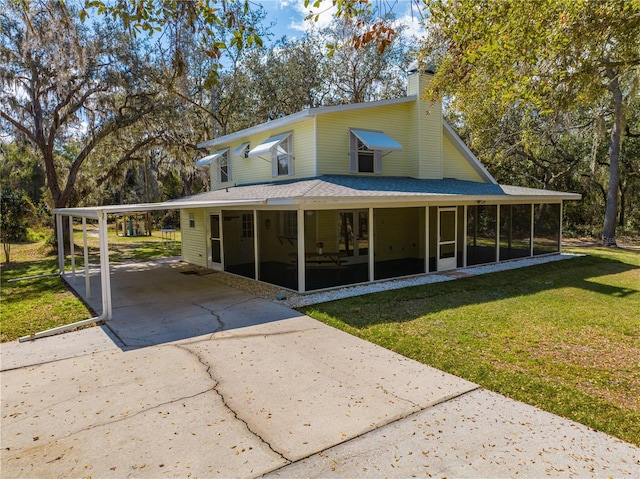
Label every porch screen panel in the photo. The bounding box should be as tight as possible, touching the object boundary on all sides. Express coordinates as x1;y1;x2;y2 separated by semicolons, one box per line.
304;210;368;291
499;204;532;260
457;206;465;268
467;205;497;266
374;207;425;280
257;210;298;290
223;210;255;279
533;203;560;255
428;207;437;271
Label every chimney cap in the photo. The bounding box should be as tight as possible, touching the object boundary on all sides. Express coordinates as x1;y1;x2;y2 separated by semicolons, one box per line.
407;61;436;75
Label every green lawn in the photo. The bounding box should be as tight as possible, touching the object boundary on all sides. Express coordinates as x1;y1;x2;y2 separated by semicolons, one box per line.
302;246;640;447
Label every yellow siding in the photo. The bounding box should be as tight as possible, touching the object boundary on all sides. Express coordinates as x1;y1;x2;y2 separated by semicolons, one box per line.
180;209;207;267
443;133;484;182
210;119;316;189
316;102;417;177
416;76;443;180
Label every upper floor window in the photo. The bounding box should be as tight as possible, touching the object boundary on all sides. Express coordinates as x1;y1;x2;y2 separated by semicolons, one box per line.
218;150;230;183
195;148;230;183
349;129;403;174
247;132;294;178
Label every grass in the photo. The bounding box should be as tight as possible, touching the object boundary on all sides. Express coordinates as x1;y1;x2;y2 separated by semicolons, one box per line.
301;246;640;446
0;226;181;342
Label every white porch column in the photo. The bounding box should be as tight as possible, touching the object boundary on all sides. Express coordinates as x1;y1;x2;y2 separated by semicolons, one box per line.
56;214;65;275
496;205;501;263
530;203;535;256
297;208;305;292
253;210;259;280
463;205;468;267
559;202;563;253
98;211;112;320
368;207;375;281
82;217;91;298
69;215;76;282
425;206;430;272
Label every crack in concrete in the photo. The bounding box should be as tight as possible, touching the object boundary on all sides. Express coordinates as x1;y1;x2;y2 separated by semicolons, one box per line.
262;386;481;477
11;384;218;457
175;343;291;464
192;302;225;333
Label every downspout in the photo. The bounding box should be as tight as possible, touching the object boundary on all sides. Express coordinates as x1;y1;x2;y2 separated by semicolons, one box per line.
19;211;112;342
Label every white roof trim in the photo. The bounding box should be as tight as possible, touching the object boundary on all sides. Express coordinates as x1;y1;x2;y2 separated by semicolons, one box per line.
53;199;266;218
198;96;416;149
247;133;290;158
195;148;228;166
443;122;497;185
350;129;403;151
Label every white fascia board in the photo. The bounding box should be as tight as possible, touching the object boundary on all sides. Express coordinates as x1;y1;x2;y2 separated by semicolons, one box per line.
350;129;403;151
443;121;498;185
54;199;266;217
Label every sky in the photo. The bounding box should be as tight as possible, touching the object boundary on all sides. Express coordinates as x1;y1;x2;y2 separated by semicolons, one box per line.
256;0;425;43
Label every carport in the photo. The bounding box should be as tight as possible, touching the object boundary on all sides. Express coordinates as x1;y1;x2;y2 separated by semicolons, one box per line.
20;199;262;342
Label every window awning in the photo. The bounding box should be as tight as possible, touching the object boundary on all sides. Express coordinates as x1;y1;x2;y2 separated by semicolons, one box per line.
195;149;228;166
351;129;402;151
248;133;290;158
233;142;250;156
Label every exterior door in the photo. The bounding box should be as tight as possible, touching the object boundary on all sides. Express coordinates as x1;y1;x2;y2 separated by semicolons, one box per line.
437;207;457;271
209;214;223;270
338;210;369;263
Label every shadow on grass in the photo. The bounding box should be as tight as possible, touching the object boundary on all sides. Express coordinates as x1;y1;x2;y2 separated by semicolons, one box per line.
302;252;639;329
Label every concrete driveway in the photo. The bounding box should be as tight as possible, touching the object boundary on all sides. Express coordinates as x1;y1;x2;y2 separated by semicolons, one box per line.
1;260;638;478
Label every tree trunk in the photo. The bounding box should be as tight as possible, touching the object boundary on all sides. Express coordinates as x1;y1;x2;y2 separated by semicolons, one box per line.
602;69;623;247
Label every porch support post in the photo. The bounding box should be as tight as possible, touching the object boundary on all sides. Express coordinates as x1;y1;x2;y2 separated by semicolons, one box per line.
496;205;501;263
82;217;91;298
56;214;65;276
253;210;259;280
559;201;563;253
98;211;112;320
368;207;375;281
463;205;468;267
297;208;305;292
530;203;535;256
69;215;76;282
425;206;429;272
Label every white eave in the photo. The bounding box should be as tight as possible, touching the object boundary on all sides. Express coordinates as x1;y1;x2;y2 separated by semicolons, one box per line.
53;199;266;218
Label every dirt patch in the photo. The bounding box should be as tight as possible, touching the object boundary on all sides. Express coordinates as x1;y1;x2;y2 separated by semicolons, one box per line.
533;332;640;412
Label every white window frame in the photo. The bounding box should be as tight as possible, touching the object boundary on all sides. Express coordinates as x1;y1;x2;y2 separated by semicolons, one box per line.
217;150;231;183
273;134;294;177
350;131;382;174
241;212;254;238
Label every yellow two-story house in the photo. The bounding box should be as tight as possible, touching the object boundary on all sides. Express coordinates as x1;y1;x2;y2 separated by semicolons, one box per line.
169;68;579;292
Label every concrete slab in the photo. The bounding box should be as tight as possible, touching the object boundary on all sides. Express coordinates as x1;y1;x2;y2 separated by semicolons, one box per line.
1;345;285;478
0;326;121;371
267;388;640;478
2;260;639;478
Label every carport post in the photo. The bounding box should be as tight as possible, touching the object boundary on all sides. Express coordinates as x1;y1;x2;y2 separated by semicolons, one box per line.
82;217;91;298
69;215;76;282
98;211;112;320
56;214;65;276
297;208;305;292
